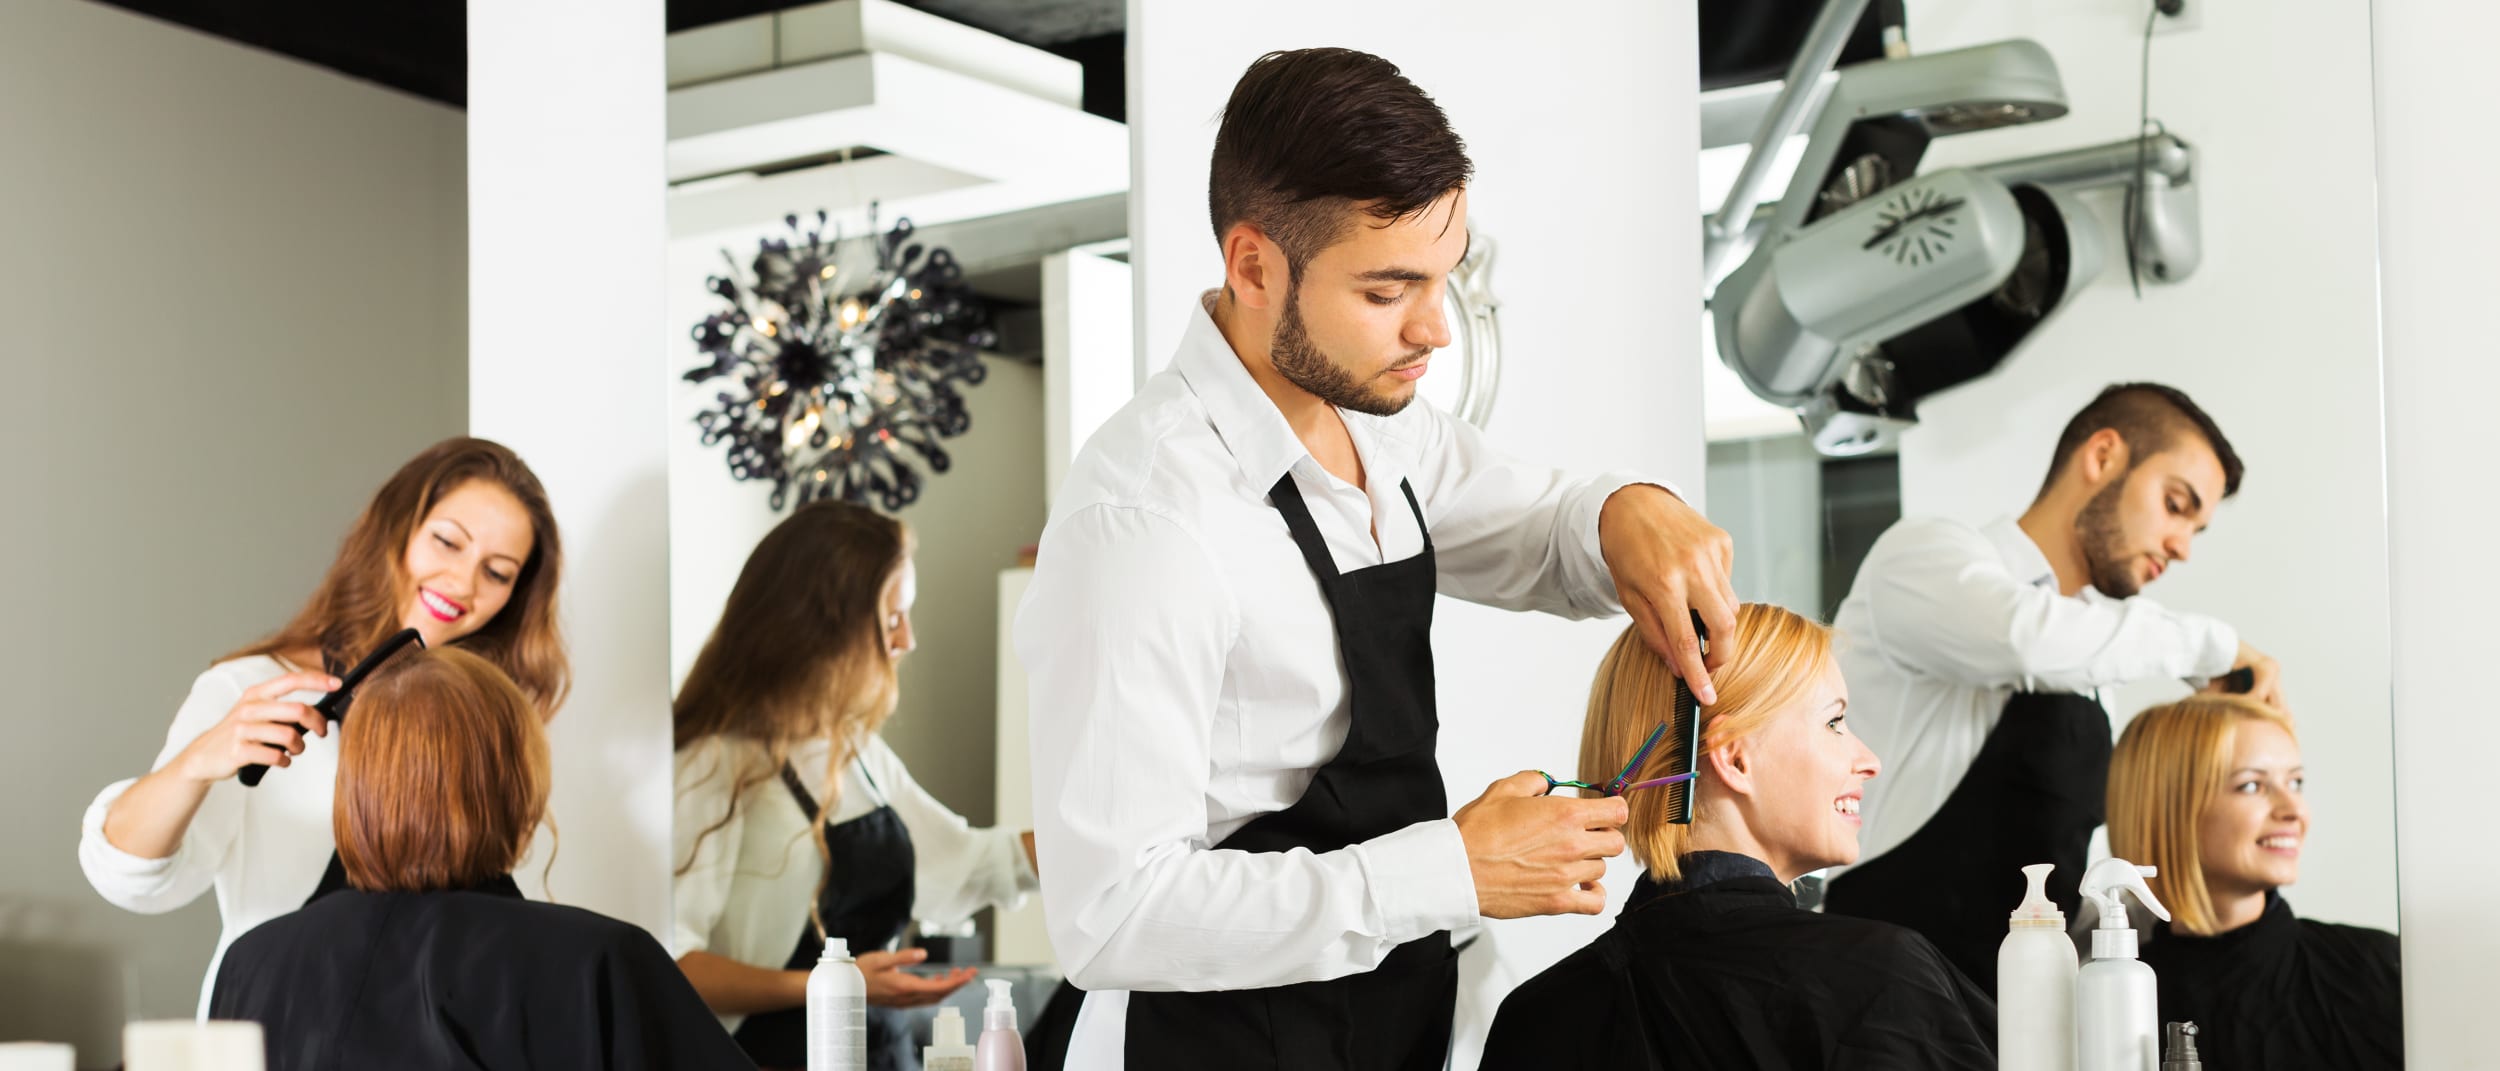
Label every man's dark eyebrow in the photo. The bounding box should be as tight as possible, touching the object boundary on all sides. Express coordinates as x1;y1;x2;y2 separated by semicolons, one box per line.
1354;231;1472;285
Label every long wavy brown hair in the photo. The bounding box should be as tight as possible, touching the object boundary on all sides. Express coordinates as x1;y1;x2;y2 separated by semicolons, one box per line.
226;437;570;717
673;501;911;935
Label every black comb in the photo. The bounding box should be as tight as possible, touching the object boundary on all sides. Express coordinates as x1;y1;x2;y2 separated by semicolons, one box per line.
1663;611;1710;825
237;628;426;787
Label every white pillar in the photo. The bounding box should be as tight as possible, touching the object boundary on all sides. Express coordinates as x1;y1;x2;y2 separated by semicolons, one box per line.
2375;1;2500;1064
467;0;672;937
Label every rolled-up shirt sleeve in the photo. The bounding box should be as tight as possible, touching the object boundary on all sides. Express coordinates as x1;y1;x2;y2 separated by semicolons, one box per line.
1016;502;1479;993
668;737;743;958
863;736;1037;926
78;669;248;914
1858;519;2240;691
1399;404;1675;619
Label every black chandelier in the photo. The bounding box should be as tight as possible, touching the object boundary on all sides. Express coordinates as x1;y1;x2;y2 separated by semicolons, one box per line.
685;208;995;511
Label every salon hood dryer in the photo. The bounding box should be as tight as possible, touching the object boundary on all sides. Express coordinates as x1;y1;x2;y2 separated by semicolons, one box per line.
1708;32;2191;456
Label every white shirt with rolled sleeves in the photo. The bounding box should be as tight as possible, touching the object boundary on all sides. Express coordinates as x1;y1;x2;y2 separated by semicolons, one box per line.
1830;516;2240;872
668;732;1037;1034
77;655;335;1018
1014;294;1667;1070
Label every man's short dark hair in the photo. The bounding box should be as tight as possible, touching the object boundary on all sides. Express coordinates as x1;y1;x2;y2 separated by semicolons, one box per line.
2040;383;2245;498
1208;48;1472;284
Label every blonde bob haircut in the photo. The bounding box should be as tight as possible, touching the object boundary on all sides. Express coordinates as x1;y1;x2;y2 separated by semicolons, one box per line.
335;646;553;892
2106;693;2297;935
1579;603;1834;883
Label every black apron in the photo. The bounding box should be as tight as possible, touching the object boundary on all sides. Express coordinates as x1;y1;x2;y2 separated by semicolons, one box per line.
735;758;921;1071
1822;690;2111;995
1123;475;1458;1071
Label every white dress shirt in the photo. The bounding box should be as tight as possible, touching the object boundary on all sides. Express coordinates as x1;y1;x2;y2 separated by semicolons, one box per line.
1832;516;2239;868
1014;294;1661;1070
670;732;1037;1033
79;656;335;1017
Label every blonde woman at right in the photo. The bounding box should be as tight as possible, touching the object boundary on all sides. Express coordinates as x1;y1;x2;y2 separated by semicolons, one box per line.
2105;694;2400;1070
1482;604;1993;1070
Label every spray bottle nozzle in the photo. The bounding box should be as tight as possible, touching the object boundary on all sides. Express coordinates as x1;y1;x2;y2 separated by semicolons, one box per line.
2079;857;2171;961
2009;862;2063;925
983;978;1018;1032
2081;859;2172;928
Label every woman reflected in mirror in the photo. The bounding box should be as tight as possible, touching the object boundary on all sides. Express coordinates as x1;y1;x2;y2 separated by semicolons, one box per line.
671;501;1039;1071
2106;694;2401;1069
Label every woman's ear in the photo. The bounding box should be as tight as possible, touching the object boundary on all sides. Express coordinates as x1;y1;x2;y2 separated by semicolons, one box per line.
1705;738;1755;800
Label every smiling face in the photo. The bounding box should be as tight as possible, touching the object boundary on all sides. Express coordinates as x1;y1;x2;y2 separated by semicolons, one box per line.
1717;661;1883;882
2073;439;2228;598
1265;190;1466;417
2196;717;2309;903
400;479;535;648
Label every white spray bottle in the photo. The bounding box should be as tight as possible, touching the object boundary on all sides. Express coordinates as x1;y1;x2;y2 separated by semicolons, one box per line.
1999;863;2077;1071
805;937;867;1071
974;978;1025;1071
2076;858;2171;1071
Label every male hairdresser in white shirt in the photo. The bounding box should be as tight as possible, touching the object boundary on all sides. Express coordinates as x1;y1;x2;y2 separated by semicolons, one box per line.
1014;48;1736;1071
1821;382;2286;992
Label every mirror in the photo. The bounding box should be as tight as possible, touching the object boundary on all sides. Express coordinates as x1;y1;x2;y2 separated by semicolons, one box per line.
4;0;479;1064
1702;0;2400;1055
662;2;1125;1059
1417;231;1504;427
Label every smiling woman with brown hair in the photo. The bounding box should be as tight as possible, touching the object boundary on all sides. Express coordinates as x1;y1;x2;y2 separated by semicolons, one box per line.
79;437;572;1015
2103;694;2401;1070
208;646;751;1071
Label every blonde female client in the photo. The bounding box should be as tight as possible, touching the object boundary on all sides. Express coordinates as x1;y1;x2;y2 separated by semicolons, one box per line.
1483;604;1993;1070
2103;695;2400;1070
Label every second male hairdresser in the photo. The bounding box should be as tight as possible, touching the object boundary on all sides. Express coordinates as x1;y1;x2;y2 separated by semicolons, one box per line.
1822;383;2286;992
1015;48;1736;1071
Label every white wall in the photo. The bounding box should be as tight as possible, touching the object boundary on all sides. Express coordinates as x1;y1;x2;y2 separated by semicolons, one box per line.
1884;0;2397;931
2374;0;2500;1064
1128;5;1702;1062
0;0;466;1058
467;0;673;938
665;218;1051;826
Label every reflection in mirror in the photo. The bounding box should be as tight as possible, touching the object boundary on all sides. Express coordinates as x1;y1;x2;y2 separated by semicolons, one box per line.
662;3;1124;1064
1700;0;2399;1063
6;3;474;1065
1415;230;1503;427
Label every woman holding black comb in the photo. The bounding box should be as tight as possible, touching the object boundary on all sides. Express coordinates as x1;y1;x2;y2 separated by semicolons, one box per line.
76;436;569;1016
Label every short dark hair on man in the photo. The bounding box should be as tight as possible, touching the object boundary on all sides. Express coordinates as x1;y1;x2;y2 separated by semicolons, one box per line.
2040;383;2244;498
1208;48;1473;284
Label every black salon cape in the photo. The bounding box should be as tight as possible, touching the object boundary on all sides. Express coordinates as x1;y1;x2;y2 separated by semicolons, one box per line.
209;878;754;1071
2135;892;2402;1070
1481;852;1995;1071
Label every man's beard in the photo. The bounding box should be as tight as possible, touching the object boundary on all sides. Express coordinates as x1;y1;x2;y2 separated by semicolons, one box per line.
2076;477;2146;597
1270;284;1423;417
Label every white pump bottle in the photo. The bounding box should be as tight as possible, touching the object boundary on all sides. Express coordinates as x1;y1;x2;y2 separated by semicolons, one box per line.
2076;858;2171;1071
1999;863;2078;1071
